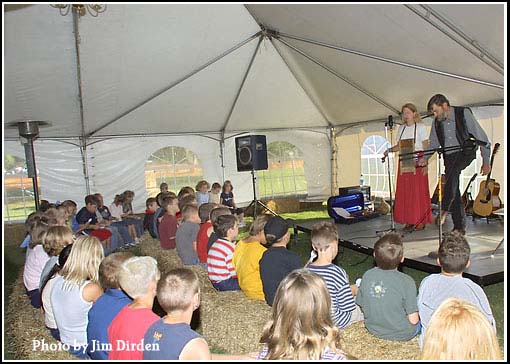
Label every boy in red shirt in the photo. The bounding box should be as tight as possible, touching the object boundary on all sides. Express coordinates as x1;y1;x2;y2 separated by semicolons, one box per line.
158;195;179;250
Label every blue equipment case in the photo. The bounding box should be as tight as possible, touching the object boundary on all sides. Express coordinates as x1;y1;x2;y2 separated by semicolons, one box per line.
327;193;380;224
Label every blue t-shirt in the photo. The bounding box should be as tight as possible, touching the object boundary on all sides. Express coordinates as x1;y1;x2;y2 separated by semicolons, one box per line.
75;207;98;234
143;320;203;360
196;192;210;206
86;289;132;360
220;192;234;207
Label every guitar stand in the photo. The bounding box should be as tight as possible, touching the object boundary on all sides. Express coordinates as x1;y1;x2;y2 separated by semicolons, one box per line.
490;238;504;258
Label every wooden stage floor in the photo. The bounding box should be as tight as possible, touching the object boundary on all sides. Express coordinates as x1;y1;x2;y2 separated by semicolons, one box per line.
295;214;505;286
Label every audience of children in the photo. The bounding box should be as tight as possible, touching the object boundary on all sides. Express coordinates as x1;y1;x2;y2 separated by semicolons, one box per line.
196;203;219;263
158;194;179;250
259;216;301;306
108;256;161;360
17;190;502;361
87;251;134;360
206;214;240;291
421;297;501;360
208;182;221;204
51;236;104;359
307;221;362;329
195;180;210;206
257;268;353;360
356;232;420;340
176;204;203;266
417;231;495;347
232;214;270;300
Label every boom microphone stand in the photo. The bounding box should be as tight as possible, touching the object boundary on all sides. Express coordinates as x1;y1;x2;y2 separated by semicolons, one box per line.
376;115;396;235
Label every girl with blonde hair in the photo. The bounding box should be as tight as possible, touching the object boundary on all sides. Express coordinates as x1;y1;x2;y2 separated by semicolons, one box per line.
51;236;104;359
383;102;431;231
257;269;352;360
421;297;501;360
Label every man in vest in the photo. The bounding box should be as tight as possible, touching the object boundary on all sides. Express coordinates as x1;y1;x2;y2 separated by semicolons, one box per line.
418;94;491;235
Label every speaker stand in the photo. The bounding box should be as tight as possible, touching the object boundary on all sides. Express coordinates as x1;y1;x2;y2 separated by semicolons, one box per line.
245;169;278;218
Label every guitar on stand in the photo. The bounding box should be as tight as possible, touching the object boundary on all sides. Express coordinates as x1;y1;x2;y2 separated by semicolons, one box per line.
461;173;477;215
473;143;501;217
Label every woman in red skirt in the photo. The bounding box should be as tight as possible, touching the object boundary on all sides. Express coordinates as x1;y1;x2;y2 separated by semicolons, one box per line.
383;103;432;231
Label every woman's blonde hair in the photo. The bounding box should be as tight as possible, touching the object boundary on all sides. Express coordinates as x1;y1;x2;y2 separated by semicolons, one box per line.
118;256;160;299
60;236;104;290
421;297;501;360
260;269;344;360
42;226;74;256
401;102;422;124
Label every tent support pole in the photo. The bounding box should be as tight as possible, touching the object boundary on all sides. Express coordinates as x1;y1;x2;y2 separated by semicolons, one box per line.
329;126;338;197
275;31;503;89
219;132;226;183
276;37;401;115
87;32;262;138
79;137;91;195
406;5;503;74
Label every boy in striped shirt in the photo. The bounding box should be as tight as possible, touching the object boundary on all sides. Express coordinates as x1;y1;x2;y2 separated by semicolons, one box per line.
207;214;240;291
307;221;363;329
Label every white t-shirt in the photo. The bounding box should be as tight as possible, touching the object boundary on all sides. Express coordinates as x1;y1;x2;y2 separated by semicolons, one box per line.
109;203;123;220
396;123;428;151
23;244;50;291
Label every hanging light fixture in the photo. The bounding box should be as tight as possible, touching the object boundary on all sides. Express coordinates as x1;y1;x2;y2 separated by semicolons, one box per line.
51;4;107;17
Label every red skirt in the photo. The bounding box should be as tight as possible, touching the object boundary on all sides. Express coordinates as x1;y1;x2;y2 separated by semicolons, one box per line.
393;164;432;225
90;229;112;241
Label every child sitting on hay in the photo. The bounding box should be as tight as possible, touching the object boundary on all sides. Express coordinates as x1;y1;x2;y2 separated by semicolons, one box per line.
259;216;301;306
207;214;240;291
175;204;203;266
307;221;363;329
257;269;354;360
356;232;419;341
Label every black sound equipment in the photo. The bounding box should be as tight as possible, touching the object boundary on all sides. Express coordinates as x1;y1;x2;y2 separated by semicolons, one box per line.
235;135;268;172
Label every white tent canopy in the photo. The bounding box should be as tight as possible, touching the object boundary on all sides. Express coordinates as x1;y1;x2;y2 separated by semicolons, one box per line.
3;3;505;212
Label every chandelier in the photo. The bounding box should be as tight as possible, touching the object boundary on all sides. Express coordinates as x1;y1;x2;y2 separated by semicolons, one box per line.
51;4;107;17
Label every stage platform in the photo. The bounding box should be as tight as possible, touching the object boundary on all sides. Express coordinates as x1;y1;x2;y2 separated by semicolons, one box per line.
295;214;505;286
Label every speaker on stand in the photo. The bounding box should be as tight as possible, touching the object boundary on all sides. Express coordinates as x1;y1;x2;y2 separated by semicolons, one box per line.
235;135;276;217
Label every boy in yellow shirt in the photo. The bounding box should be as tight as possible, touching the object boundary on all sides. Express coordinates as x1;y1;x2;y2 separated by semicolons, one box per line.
232;215;270;300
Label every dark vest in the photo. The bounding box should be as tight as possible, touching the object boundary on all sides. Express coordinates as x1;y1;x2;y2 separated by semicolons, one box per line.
434;106;476;156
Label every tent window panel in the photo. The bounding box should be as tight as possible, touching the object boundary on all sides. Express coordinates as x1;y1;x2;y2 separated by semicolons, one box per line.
145;146;203;197
4;154;37;223
361;136;393;199
258;141;307;200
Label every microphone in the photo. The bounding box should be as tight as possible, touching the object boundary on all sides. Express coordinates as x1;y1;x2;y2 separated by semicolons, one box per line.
385;115;394;129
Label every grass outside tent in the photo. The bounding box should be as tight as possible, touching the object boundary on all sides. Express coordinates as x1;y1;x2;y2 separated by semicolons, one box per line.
3;208;505;359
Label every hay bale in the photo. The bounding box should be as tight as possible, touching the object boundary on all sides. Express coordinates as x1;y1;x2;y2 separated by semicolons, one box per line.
341;321;420;360
4;223;26;248
200;290;270;354
263;197;300;214
6;273;76;360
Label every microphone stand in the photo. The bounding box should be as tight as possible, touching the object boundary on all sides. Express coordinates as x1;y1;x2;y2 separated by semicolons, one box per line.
376;116;396;235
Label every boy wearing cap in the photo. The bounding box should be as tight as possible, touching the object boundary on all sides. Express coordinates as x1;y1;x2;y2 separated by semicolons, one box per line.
259;216;301;306
307;221;363;329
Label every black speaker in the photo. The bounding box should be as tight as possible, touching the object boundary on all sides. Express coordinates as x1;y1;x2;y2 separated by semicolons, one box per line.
235;135;268;172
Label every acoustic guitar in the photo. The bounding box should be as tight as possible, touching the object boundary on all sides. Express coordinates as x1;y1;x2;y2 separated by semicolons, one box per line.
473;143;500;217
461;173;477;213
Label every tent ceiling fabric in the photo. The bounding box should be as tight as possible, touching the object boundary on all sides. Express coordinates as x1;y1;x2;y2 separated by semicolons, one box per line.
4;4;504;139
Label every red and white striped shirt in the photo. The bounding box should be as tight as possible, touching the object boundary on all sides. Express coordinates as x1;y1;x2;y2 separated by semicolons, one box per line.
207;238;237;283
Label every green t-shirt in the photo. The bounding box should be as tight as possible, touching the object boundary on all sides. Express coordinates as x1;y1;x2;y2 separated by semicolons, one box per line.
356;267;418;341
